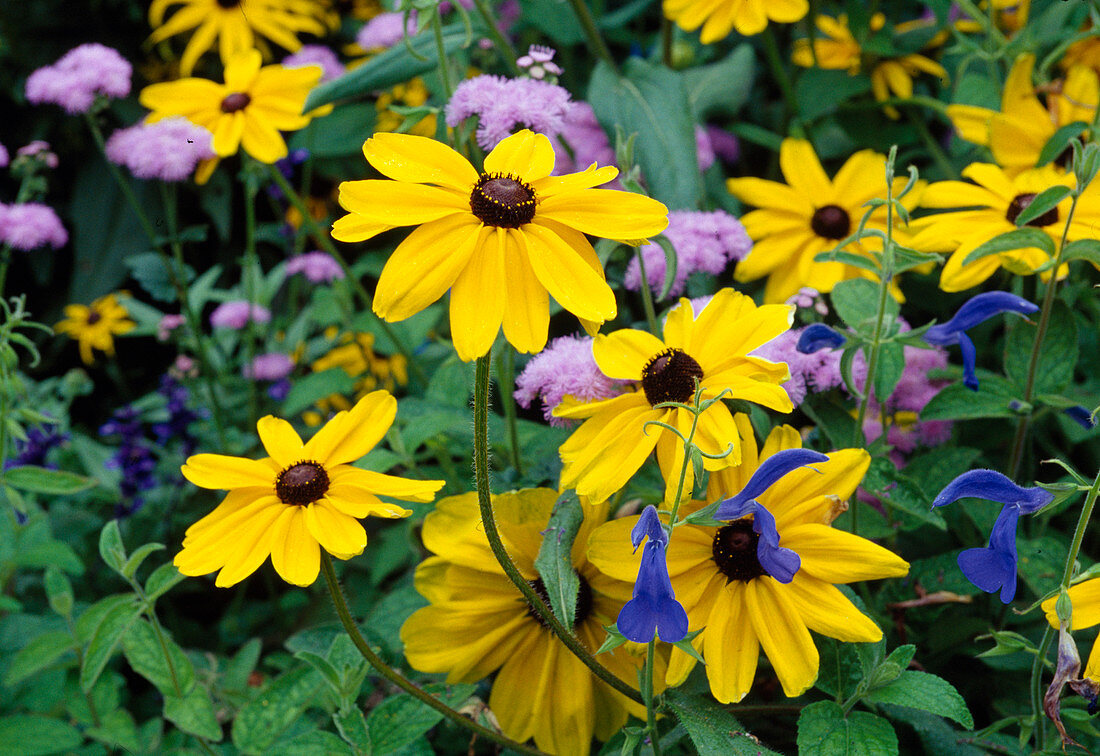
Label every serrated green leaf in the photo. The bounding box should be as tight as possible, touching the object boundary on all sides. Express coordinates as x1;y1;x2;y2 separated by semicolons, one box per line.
122;542;164;580
831;279;897;335
2;465;96;495
961;227;1055;266
4;631;74;687
664;689;781;755
232;667;324;754
813;248;882;274
863;670;974;728
533;490;585;629
295;651;343;694
333;707;370;755
0;715;83;756
797;701;899;756
80;598;143;691
98;520;126;574
873;342;906;404
122;618;196;697
165;686;223;741
365;684;476;754
1005;301;1077;395
920;376;1018;421
862;457;946;530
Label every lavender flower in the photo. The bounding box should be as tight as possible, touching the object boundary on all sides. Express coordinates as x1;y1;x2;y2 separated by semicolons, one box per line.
624;210;752;297
696;126;715;171
617;505;688;643
705;126;740;163
514;335;623;426
152;377;201;456
209;301;271;330
552;102;617;177
517;45;563;81
286;251;344;283
356;12;416;51
15;141;58;169
157;314;186;342
0;203;68;251
0;143;8;169
104;118;215;182
6;422;66;470
244;353;295;381
446;75;573;151
282;45;345;82
751;328;843;406
25;43;131;114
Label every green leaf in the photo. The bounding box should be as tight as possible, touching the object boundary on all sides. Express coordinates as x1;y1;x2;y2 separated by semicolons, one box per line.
80;597;143;690
588;58;703;209
44;566;74;617
1005;301;1077;395
231;667;324;754
4;631;74;687
1060;238;1100;266
295;651;343;694
813;249;881;274
2;465;96;495
145;562;186;602
532;490;585;628
683;44;755;118
98;520;127;574
365;684;475;754
0;715;83;756
797;701;899;756
920;378;1018;421
86;709;143;754
1037;121;1089;167
164;686;223;741
289;104;376;158
795;69;872;120
873;342;906;404
223;638;263;691
124;251;191;303
75;593;137;643
861;457;946;531
961;227;1055;266
282;368;356;416
1014;185;1073;227
892;246;944;273
800;397;859;449
13;541;83;574
831;279;897;335
333;707;371;755
121;618;196;697
664;689;781;755
863;670;974;728
122;542;164;580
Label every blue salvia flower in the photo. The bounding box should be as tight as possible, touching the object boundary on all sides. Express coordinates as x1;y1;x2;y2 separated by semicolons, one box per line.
101;407;158;518
617;505;688;643
924;292;1038;391
932;469;1053;603
1064;405;1096;430
795;324;847;354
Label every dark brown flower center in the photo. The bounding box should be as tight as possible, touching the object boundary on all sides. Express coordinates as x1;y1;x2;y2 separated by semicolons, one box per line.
810;204;851;240
1006;192;1059;227
712;520;765;583
527;575;592;630
469;173;537;227
220;92;251;113
216;0;241;8
275;461;329;505
641;348;704;406
86;311;102;325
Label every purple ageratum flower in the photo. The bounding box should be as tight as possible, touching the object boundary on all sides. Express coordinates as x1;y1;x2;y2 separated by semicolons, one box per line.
932;469;1054;603
0;202;68;251
25;43;131;114
696;126;715;171
446;75;573;151
796;323;847;353
157;314;186;342
104;118;215;182
618;505;688;643
16;140;59;169
244;353;295;381
624;210;752;298
285;251;344;283
552;101;618;179
924;292;1039;391
0;143;7;169
514;335;624;426
356;12;417;51
282;45;345;82
705;126;740;164
209;301;271;330
750;328;844;406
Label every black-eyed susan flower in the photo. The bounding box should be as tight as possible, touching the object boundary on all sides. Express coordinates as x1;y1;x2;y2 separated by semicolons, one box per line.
727;139;922;304
1043;579;1100;685
139;49;321;165
176;391;443;587
147;0;335;75
54;293;136;365
588;425;910;703
331;130;669;361
554;289;793;504
663;0;808;42
400;489;657;755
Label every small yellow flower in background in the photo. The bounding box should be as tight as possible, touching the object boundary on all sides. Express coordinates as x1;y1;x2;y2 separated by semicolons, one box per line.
140;49;322;165
947;54;1098;175
302;329;408;425
555;289;793;504
663;0;807;42
54;293;136;365
331;129;669;361
147;0;335;75
588;423;910;704
400;489;658;755
727;138;923;304
1061;24;1100;74
1043;579;1100;682
375;78;437;137
176;391;443;587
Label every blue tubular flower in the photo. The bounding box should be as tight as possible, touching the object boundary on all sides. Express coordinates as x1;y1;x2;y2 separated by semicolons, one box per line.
924;292;1038;391
796;324;847;354
617;505;688;643
932;469;1054;603
1065;405;1096;430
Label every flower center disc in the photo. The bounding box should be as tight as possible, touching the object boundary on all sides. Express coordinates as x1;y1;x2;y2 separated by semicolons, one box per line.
527;575;592;630
641;348;704;406
1006;192;1060;227
712;521;765;583
86;311;102;325
275;461;329;505
810;204;851;240
469;174;537;228
220;92;251;113
216;0;240;6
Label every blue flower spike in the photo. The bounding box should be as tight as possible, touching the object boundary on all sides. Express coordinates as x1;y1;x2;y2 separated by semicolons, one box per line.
924;292;1039;392
617;505;688;644
796;323;847;354
932;469;1054;603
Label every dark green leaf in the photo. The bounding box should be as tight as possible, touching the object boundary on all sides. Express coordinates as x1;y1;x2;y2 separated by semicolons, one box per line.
80;598;143;690
1060;238;1100;266
282;368;356;416
121;618;196;697
164;686;223;741
85;709;143;754
365;684;475;754
44;567;74;617
145;562;186;602
533;490;585;629
797;701;899;756
862;458;946;531
831;278;897;335
333;707;371;755
289;104;376;157
683;44;755;118
1013;185;1072;227
863;670;974;728
796;69;872;120
0;715;83;756
961;227;1055;266
2;466;96;495
122;542;164;580
4;631;74;687
98;520;126;574
1005;301;1077;395
920;377;1018;421
231;667;324;754
124;251;190;303
664;689;781;755
295;651;343;694
873;342;906;404
1037;122;1089;167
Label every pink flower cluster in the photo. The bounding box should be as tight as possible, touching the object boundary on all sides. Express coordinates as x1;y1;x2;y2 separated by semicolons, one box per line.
209;301;271;330
245;353;295;381
25;43;131;114
285;251;344;283
551;102;617;177
356;13;417;51
283;46;345;83
751;328;844;407
446;75;573;151
0;203;68;251
105;119;215;182
514;335;624;426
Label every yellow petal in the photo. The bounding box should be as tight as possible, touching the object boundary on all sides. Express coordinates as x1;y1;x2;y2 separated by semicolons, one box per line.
362;132;479;191
182;453;274;490
784;523;910;583
726;177;814;216
303;390;397;466
703;583;759;703
330;466;443;502
591;329;664;380
483;130;555;181
536;188;669;241
449;227;506;361
269;507;321;586
501;228;550;354
304;500;367;559
240;113;288;163
256;416;304;468
767;448;869;527
211;111;245;157
212;502;286;587
745;577;819;697
522;222;616;323
336;179;468;226
558;402;663;502
1043;578;1100;631
785;575;884;642
781;139;834;204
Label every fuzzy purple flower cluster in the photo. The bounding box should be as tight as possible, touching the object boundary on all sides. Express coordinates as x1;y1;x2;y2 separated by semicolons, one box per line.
356;13;416;51
624;210;752;297
25;43;131;114
514;335;623;426
446;75;574;151
286;251;344;283
209;301;272;330
105;118;215;182
0;203;68;251
283;45;345;82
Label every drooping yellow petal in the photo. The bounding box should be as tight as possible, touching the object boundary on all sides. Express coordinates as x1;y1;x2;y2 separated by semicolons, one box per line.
785;523;910;583
501;228;550;355
269;506;321;586
330;466;442;503
522;222;617;323
785;576;884;642
303;390;396;467
558;402;664;502
304;499;367;560
182;453;275;489
212;502;287;587
239;112;288;163
745;577;819;698
323;488;411;519
703;582;759;703
766;449;869;527
362;131;479;190
449;226;507;361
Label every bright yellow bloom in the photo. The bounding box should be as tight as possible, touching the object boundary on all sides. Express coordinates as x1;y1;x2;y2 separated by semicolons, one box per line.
588;423;909;703
663;0;807;42
1062;26;1100;74
401;489;657;756
176;391;443;587
331;130;669;361
140;49;322;164
1043;579;1100;681
555;289;793;504
54;293;136;365
947;54;1098;175
147;0;335;76
727;139;923;304
303;330;408;425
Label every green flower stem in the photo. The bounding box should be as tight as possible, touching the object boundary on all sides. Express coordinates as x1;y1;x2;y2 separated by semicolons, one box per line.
0;245;11;300
564;0;617;73
667;396;705;527
470;0;520;75
643;636;662;756
319;552;548;756
431;13;456;101
761;26;800;131
473;352;646;705
241;168;261;428
82;112;161;247
904;108;959;180
634;246;660;335
495;347;523;475
264;164;428;387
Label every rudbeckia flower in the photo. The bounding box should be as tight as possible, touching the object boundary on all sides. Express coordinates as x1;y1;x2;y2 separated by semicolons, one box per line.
147;0;335;75
400;489;657;755
139;49;322;166
555;288;794;504
331;130;669;361
727;139;923;304
1043;579;1100;688
176;391;444;587
54;293;136;365
589;425;909;703
662;0;808;42
618;505;688;643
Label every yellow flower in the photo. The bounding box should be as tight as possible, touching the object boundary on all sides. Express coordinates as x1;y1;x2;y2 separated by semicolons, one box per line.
54;293;136;365
303;330;408;425
663;0;807;42
1062;25;1100;73
1043;579;1100;681
555;289;793;504
374;78;437;137
727;139;923;304
176;391;443;587
947;54;1098;176
331;130;669;361
400;489;657;755
588;423;910;703
140;49;322;164
147;0;335;76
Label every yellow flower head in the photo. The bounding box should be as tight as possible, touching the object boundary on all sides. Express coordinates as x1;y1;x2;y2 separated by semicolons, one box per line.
140;49;322;164
374;78;437;137
147;0;335;75
176;391;443;587
400;488;657;755
555;289;794;504
588;424;910;703
54;293;136;365
331;130;669;361
1043;579;1100;682
663;0;808;42
727;139;923;304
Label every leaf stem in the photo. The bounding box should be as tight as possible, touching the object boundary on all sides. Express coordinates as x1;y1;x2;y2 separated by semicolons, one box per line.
564;0;617;73
470;0;520;74
634;246;660;334
495;347;523;475
644;636;662;756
